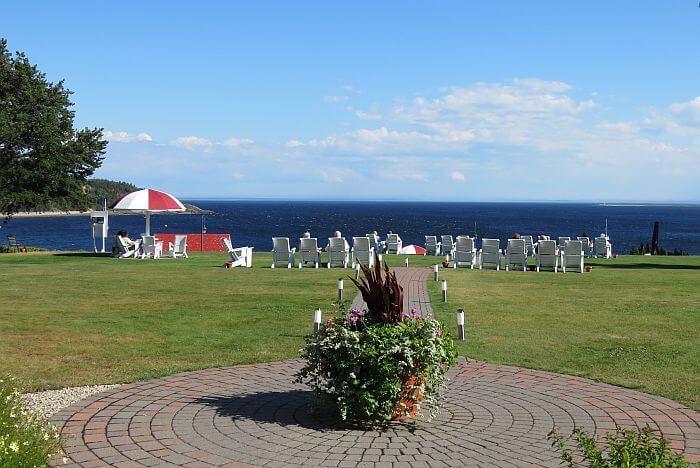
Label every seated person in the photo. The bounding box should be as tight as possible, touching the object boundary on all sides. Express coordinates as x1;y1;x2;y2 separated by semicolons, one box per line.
327;230;350;251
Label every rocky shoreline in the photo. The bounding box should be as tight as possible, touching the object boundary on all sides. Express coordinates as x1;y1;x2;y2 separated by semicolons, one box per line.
10;203;211;218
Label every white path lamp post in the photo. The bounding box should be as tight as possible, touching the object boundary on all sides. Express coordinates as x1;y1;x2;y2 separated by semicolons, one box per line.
456;308;465;341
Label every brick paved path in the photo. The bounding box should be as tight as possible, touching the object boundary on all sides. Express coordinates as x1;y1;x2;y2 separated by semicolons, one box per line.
350;267;433;318
51;266;700;467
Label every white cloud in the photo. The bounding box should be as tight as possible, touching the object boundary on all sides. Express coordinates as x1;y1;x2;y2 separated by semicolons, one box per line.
104;130;153;143
170;136;213;152
222;137;254;149
285;140;304;148
355;111;382;121
450;171;465;181
324;95;350;103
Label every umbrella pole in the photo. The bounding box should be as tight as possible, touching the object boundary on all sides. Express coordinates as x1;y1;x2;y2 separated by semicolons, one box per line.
145;212;151;236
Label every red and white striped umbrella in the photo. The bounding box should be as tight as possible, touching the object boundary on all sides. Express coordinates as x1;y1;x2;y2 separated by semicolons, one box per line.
112;189;186;235
399;244;427;255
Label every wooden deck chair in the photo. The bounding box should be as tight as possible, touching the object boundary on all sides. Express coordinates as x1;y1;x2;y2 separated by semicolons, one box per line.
140;236;162;259
352;237;375;268
441;235;455;258
562;240;584;273
424;236;441;256
453;236;476;269
327;237;349;268
115;235;137;259
271;237;295;268
577;237;592;258
163;235;188;258
366;233;382;254
594;237;612;258
298;237;320;269
221;237;253;267
386;233;402;254
557;237;570;250
505;238;527;271
522;235;535;257
6;235;26;253
479;238;502;270
536;240;558;272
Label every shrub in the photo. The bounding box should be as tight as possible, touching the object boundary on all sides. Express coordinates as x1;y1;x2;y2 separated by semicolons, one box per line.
297;256;457;423
0;376;62;468
549;426;690;468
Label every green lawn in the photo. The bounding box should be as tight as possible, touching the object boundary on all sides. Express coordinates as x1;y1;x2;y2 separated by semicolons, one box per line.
429;256;700;410
0;252;698;411
0;251;434;392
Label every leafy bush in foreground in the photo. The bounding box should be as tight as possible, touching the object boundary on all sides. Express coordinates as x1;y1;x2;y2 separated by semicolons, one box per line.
549;426;691;467
0;376;62;468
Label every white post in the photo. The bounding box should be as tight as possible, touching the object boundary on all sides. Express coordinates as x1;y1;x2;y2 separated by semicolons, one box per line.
314;308;322;333
441;279;447;303
337;278;344;303
378;254;383;265
456;308;465;340
433;264;439;281
405;257;409;267
355;263;360;280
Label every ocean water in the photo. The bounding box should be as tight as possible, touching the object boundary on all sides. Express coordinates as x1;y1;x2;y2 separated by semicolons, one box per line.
3;201;700;255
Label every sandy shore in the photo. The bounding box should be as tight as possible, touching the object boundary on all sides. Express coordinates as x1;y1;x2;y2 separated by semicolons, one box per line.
10;211;90;218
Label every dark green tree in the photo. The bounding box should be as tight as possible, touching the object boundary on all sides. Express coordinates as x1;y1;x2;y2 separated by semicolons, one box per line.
0;38;107;217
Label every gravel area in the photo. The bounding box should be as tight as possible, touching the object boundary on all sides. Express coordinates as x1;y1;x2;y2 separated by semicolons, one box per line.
21;384;121;419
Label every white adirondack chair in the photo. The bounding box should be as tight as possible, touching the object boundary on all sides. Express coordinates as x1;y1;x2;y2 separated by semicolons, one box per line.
386;234;402;254
141;236;162;259
505;238;528;271
366;233;382;254
594;237;612;258
453;236;476;269
298;237;320;269
115;235;137;259
271;237;296;268
536;240;558;272
562;240;584;273
479;238;502;270
352;237;375;268
577;237;592;258
162;235;188;258
557;237;570;250
522;235;536;257
425;236;441;256
327;237;349;268
441;235;455;258
221;237;253;267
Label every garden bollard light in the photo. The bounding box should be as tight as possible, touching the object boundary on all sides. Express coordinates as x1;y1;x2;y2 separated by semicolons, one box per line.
338;278;344;303
355;263;360;280
405;257;409;267
434;264;439;281
456;308;465;340
445;254;450;263
378;254;383;265
441;279;447;302
314;308;322;333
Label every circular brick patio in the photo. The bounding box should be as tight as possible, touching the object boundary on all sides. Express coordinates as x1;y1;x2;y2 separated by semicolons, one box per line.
51;358;699;467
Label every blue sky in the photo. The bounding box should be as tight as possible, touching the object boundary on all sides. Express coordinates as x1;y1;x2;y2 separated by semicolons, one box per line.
3;1;700;201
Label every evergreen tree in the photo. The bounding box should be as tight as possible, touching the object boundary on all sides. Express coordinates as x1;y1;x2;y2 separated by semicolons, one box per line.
0;39;107;217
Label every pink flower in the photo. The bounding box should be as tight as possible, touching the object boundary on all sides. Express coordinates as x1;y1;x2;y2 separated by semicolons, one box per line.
435;329;443;336
350;316;358;323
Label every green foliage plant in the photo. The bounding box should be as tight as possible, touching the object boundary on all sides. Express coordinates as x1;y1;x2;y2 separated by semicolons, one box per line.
0;376;62;468
549;426;691;468
297;256;457;423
